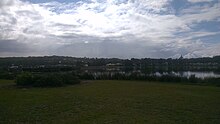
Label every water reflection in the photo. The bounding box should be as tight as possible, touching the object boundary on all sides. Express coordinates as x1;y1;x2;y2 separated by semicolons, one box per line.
154;71;220;79
90;71;220;79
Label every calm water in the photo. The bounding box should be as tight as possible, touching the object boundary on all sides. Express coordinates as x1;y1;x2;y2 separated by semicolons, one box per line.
92;71;220;79
154;71;220;79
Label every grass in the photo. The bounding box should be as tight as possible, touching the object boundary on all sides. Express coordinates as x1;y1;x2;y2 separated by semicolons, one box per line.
0;80;220;124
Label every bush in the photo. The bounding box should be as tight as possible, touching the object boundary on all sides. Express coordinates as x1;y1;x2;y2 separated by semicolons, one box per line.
16;72;33;86
189;75;198;83
32;73;64;87
0;72;15;80
80;73;94;80
200;77;220;86
15;72;80;87
61;73;80;85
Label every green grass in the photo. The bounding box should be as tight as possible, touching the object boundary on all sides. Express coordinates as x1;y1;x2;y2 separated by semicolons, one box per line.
0;80;220;124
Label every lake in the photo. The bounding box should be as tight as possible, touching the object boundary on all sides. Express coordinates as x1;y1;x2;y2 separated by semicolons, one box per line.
154;71;220;79
91;71;220;79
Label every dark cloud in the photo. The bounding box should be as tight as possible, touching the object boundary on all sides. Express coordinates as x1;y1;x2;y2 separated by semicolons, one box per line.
52;41;173;58
0;40;30;53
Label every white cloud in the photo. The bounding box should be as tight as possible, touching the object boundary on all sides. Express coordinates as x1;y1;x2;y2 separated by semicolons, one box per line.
0;0;219;58
181;2;220;24
0;0;15;7
188;0;214;3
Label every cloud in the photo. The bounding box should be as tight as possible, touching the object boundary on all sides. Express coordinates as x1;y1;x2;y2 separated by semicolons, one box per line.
54;40;169;58
0;0;219;58
0;39;34;56
0;40;29;52
188;0;214;3
180;2;220;24
0;0;15;7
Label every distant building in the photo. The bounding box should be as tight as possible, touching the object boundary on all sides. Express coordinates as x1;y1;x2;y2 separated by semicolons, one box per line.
9;65;19;69
179;55;184;60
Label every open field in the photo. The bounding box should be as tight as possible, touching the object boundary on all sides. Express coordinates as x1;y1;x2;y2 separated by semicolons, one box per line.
0;80;220;124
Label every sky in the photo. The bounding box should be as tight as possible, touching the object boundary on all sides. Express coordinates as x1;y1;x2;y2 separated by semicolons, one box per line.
0;0;220;58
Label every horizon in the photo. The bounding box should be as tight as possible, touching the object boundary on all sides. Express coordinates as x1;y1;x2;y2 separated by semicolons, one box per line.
0;54;219;60
1;0;220;58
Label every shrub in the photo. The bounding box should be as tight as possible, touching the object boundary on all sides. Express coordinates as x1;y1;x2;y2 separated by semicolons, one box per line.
61;73;80;85
0;72;15;80
80;73;94;80
32;73;64;87
189;75;198;83
16;72;33;86
15;72;80;87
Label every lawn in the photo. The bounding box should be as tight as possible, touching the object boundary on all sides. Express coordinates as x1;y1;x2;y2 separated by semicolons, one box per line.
0;80;220;124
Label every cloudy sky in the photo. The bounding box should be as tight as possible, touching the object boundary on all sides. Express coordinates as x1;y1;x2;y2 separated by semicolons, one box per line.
0;0;220;58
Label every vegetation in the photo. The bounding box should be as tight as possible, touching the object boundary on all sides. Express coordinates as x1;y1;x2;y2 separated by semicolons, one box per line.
0;56;219;86
0;80;220;123
80;72;220;86
0;55;219;73
0;71;15;80
16;72;80;87
1;56;219;123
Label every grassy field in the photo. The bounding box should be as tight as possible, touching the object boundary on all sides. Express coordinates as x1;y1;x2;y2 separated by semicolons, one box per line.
0;80;220;124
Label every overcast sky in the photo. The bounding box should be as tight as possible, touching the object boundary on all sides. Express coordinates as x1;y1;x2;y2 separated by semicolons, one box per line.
0;0;220;58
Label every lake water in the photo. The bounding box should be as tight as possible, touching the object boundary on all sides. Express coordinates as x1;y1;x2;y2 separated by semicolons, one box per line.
92;71;220;79
154;71;220;79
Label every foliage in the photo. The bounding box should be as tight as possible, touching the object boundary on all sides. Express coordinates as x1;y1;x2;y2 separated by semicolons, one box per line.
32;73;64;87
79;72;220;86
61;73;80;85
15;72;80;87
1;55;220;73
0;71;15;80
189;75;197;83
79;73;94;80
16;72;33;86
